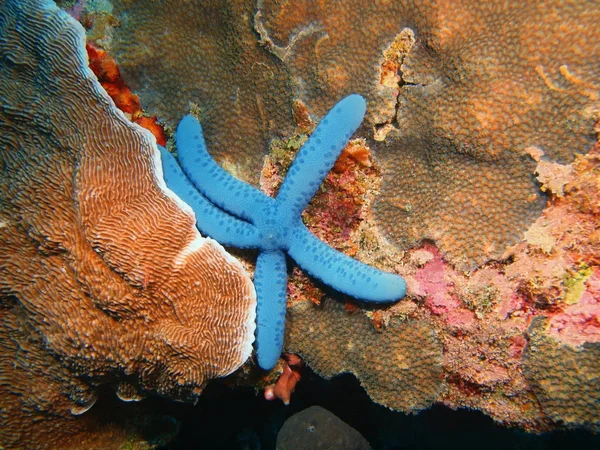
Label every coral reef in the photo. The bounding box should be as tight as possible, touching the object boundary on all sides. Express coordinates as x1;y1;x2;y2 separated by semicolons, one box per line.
0;0;255;447
266;126;598;430
48;0;600;435
518;146;600;430
414;144;600;430
524;317;600;430
103;0;599;270
258;0;599;270
261;133;380;261
0;311;177;450
405;244;548;429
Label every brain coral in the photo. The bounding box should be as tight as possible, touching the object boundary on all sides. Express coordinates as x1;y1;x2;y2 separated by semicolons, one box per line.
524;318;600;431
0;0;255;446
285;300;443;413
106;0;599;270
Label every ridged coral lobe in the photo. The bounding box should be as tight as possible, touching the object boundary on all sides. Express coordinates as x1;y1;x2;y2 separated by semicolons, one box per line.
0;0;256;446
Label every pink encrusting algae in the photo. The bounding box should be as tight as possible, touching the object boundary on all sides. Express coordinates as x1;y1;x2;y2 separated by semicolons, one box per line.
412;244;475;328
547;268;600;346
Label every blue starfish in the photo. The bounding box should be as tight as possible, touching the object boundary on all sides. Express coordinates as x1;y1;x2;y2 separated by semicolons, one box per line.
158;95;406;370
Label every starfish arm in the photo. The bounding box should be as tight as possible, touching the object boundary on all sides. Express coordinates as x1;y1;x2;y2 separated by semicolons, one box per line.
254;250;288;370
288;224;407;302
175;115;272;222
158;145;262;248
275;94;367;223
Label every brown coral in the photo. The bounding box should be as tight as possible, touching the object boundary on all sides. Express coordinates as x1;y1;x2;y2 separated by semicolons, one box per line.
279;140;599;430
0;1;255;447
524;317;600;431
285;300;443;413
374;0;599;270
109;0;295;181
259;0;599;270
106;0;599;270
0;311;180;449
71;0;600;433
413;142;600;430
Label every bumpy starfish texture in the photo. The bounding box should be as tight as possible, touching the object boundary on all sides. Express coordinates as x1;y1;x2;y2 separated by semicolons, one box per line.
159;95;407;370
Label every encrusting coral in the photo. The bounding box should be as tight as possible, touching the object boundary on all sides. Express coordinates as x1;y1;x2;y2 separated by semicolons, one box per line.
258;126;599;430
524;317;600;430
159;95;406;370
110;0;295;180
258;0;600;271
0;0;256;447
409;143;600;431
285;299;443;413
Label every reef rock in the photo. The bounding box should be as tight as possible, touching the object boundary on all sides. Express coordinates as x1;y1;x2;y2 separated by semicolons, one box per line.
276;405;372;450
0;0;255;447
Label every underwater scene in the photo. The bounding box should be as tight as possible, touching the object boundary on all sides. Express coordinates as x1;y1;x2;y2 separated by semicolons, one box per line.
1;0;599;448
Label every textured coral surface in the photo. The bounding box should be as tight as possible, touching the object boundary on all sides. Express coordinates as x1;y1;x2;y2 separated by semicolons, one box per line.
105;0;599;270
259;0;599;270
248;118;600;431
524;317;600;430
110;0;295;180
0;1;255;447
39;0;600;437
286;300;443;414
272;134;599;431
